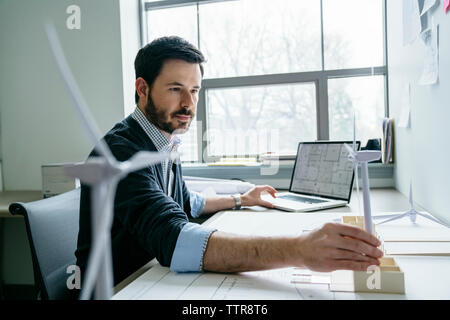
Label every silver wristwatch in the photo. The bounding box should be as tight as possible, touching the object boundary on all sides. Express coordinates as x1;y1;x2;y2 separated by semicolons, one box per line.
232;194;241;210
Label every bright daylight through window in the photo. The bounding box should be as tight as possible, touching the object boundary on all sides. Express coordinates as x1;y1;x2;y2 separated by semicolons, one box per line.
143;0;387;163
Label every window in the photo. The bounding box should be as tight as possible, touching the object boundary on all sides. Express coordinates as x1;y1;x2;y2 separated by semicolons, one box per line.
322;0;384;70
147;5;198;47
328;75;386;144
199;0;322;78
206;83;317;158
142;0;387;163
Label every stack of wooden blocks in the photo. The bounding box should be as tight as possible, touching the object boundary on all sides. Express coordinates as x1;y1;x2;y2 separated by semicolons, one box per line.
329;216;405;294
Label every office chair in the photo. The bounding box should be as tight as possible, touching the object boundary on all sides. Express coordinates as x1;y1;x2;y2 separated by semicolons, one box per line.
9;188;80;300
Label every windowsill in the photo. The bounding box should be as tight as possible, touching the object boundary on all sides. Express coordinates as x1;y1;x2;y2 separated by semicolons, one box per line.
182;162;395;189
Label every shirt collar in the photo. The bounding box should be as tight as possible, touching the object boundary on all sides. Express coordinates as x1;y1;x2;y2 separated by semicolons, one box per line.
132;107;180;152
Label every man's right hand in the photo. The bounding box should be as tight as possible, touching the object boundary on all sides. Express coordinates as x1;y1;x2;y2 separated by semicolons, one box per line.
296;222;384;272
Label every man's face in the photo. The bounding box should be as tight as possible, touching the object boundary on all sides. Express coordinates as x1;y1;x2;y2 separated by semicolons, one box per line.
144;59;202;135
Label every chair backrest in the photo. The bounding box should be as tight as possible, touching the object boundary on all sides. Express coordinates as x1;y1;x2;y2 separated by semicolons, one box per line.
9;188;80;300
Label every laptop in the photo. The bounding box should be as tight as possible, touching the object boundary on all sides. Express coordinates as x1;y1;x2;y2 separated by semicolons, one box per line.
264;141;361;212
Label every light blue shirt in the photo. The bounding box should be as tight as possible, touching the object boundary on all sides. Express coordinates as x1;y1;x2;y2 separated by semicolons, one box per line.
189;191;206;219
132;107;216;272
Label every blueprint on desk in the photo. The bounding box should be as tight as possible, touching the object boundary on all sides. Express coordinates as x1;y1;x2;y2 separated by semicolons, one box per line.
112;263;353;300
112;210;409;300
204;210;344;236
112;210;345;300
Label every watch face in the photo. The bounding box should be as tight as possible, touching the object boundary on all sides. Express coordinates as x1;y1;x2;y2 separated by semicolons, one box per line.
233;195;241;208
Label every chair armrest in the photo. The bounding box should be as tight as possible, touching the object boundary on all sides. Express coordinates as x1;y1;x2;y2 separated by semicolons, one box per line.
9;202;27;216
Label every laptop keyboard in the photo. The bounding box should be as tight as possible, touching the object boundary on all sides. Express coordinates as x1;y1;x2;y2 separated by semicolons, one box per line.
278;194;327;204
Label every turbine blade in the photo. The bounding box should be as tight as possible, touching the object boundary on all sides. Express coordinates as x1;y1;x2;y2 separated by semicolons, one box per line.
415;212;450;228
63;158;106;185
372;213;404;219
79;184;109;300
94;181;117;299
376;213;407;226
80;181;118;300
123;151;179;174
44;21;115;164
344;143;355;156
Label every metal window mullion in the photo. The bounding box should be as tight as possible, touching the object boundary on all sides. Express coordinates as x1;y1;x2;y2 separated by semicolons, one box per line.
204;74;319;89
196;2;201;49
325;66;386;79
202;67;386;89
383;0;390;117
145;0;237;10
320;0;325;71
139;0;149;46
198;87;207;163
317;75;329;141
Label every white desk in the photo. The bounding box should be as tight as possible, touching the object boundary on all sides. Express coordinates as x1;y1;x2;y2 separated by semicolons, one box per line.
113;188;450;300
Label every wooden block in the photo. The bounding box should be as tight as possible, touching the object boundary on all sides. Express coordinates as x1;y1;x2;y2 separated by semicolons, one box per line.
330;257;405;294
330;216;405;294
341;215;377;236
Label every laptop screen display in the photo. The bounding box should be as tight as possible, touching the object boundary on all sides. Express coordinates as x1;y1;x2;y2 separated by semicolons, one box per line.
290;141;360;201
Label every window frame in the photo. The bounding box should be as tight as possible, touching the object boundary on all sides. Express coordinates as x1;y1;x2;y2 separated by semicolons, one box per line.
141;0;389;163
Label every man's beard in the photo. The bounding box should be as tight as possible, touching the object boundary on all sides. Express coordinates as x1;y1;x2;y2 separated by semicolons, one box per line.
144;97;194;134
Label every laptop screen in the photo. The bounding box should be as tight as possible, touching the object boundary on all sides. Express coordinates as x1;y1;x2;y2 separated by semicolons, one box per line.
289;141;361;202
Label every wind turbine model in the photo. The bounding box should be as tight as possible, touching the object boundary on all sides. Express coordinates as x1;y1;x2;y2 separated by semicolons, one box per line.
344;114;381;234
374;181;448;227
45;22;178;300
349;112;362;217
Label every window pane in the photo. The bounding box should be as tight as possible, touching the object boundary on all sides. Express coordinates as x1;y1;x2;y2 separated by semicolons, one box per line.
147;5;198;46
146;5;199;163
206;83;317;157
199;0;322;78
328;75;385;146
323;0;384;70
177;119;199;163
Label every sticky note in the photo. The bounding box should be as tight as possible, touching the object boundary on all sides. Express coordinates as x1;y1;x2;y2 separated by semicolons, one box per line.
445;0;450;14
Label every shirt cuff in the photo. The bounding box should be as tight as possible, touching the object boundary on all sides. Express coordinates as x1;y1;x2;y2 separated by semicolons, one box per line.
170;222;217;273
189;191;206;218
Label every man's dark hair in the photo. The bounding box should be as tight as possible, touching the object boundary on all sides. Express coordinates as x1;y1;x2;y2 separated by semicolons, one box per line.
134;36;206;104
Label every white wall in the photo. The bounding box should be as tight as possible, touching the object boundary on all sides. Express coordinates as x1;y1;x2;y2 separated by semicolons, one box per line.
0;0;140;286
387;0;450;225
0;0;141;191
119;0;142;117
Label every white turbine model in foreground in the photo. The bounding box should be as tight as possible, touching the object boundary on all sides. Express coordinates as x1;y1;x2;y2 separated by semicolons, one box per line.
344;115;381;235
374;181;448;227
45;22;178;300
349;113;362;217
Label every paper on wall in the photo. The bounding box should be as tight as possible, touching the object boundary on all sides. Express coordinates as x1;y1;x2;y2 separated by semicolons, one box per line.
382;118;393;163
403;0;422;46
398;83;411;128
419;25;439;85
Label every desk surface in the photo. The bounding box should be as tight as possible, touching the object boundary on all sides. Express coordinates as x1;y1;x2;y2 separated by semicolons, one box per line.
113;188;450;299
0;191;42;218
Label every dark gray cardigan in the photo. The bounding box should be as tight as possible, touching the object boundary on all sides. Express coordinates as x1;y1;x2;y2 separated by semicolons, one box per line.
75;115;192;286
